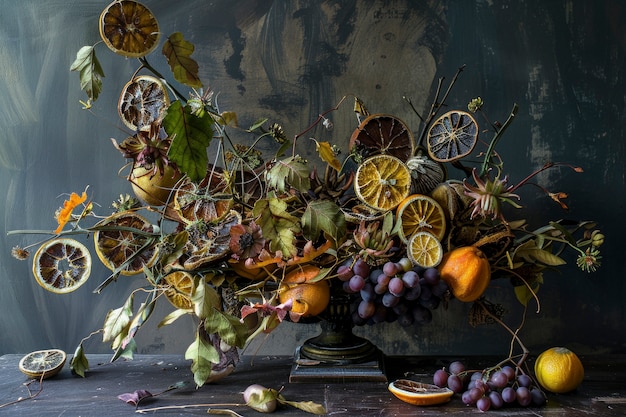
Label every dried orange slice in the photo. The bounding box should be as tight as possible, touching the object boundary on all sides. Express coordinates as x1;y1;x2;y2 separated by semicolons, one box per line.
354;155;411;212
388;380;454;406
406;232;443;268
99;0;160;58
94;211;158;275
349;114;415;162
19;349;67;379
32;238;92;294
118;75;170;131
171;168;233;225
427;110;478;162
396;194;446;242
163;271;194;310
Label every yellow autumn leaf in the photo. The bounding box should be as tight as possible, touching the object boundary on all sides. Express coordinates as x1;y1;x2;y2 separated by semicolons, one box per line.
312;139;341;171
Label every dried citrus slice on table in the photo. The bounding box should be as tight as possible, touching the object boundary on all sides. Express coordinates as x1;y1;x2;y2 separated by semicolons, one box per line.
118;75;170;131
19;349;67;379
94;211;158;275
388;380;454;406
99;0;160;58
354;155;411;212
396;194;446;242
349;114;415;162
163;271;194;310
32;238;91;293
407;232;443;268
427;110;478;162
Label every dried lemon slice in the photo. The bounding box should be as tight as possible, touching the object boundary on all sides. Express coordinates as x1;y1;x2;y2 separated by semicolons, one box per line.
354;154;411;212
396;194;446;243
94;211;158;276
406;231;443;268
32;238;91;294
388;379;454;406
99;0;160;58
118;75;170;131
19;349;67;379
427;110;478;162
163;271;194;310
349;114;415;162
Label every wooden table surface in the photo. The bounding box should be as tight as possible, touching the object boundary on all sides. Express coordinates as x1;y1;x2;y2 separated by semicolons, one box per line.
1;353;625;416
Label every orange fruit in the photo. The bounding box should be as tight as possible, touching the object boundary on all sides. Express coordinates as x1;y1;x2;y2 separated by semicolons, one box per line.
438;246;491;302
19;349;67;379
388;380;454;406
94;211;158;275
162;271;194;310
32;238;92;294
130;163;183;206
396;194;446;243
278;265;330;317
118;75;170;131
534;347;585;393
407;232;443;268
354;154;412;212
427;110;478;162
99;0;160;58
349;114;415;162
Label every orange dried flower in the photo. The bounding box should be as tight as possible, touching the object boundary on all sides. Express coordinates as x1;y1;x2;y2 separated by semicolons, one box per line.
55;191;87;234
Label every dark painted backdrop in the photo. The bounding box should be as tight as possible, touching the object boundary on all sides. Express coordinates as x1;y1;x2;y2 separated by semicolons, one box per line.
1;0;624;357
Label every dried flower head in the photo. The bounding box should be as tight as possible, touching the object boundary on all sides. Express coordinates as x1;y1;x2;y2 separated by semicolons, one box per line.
11;246;30;260
576;247;602;273
463;168;521;222
55;191;88;233
229;221;266;261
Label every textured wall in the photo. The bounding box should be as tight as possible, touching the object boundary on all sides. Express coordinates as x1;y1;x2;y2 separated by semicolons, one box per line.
1;0;624;359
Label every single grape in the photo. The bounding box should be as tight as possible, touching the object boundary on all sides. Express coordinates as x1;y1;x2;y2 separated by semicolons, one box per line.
419;295;440;310
501;386;517;403
349;274;366;292
377;273;391;286
530;388;547;406
419;285;433;301
371;304;387;323
401;270;419;288
412;305;433;324
353;258;371;278
397;257;413;272
474;379;489;394
461;390;474;405
403;284;422;301
357;300;375;319
351;310;367;326
489;391;504;409
369;268;383;284
422;267;440;285
516;386;532;406
470;371;483;382
411;265;426;275
383;261;399;277
374;282;388;295
336;265;354;282
388;277;405;296
490;370;509;389
447;374;464;393
382;292;400;308
392;301;409;316
476;396;491;412
360;283;376;302
342;281;356;294
468;387;484;403
431;280;449;297
501;365;516;382
433;369;449;387
517;374;533;388
448;360;466;375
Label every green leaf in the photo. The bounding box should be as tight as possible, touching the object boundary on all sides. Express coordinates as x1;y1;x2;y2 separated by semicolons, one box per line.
70;45;104;101
163;100;214;182
253;197;301;258
111;337;136;362
102;294;134;343
162;32;202;88
515;240;566;266
185;330;220;388
265;156;311;194
70;343;89;378
158;308;190;327
514;274;543;306
247;118;268;132
191;276;222;320
203;310;249;348
302;200;346;242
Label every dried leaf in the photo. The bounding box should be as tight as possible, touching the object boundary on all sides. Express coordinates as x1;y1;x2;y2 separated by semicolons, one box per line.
265;157;311;193
70;343;89;378
278;394;327;415
185;330;220;388
118;389;153;406
162;32;202;88
302;200;346;242
102;294;134;343
253;197;301;259
312;139;341;171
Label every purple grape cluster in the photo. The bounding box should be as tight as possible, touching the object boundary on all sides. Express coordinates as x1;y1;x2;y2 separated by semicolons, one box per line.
433;361;547;411
337;257;449;327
